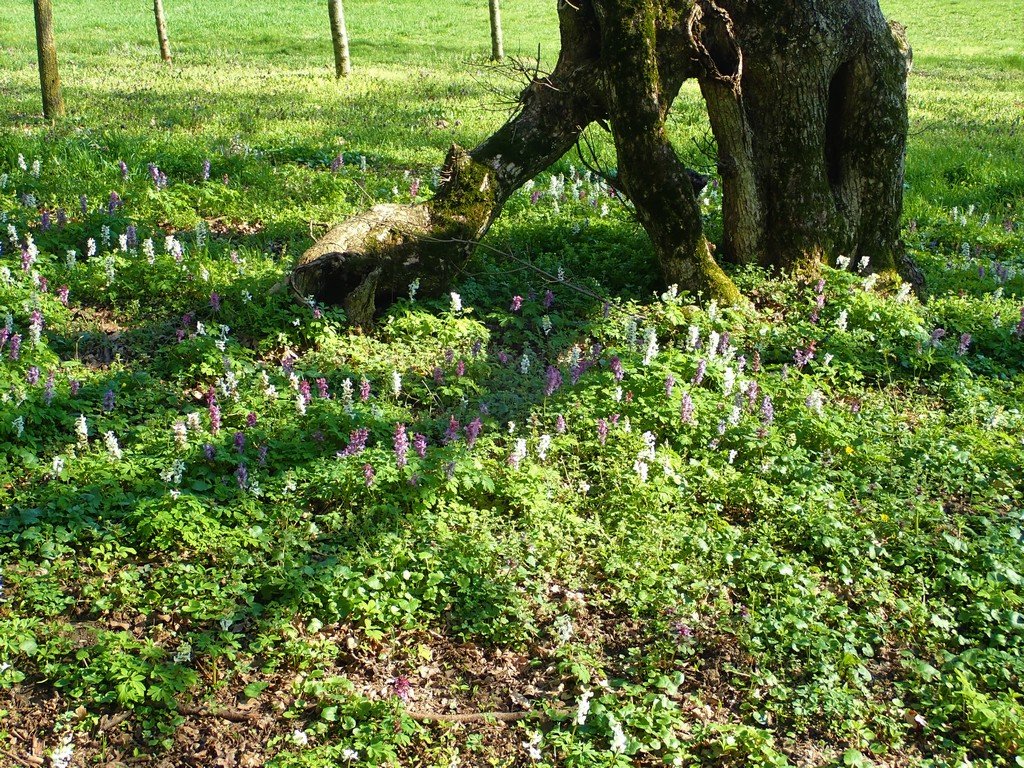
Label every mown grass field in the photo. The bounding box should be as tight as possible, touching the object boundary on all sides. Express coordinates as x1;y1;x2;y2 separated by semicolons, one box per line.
0;1;1023;766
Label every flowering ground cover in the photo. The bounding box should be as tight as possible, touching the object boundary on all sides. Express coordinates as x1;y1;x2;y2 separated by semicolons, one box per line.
0;0;1022;765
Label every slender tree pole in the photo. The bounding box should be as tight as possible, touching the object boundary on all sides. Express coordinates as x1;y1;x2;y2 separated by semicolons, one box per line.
33;0;65;119
488;0;504;61
154;0;172;64
328;0;351;77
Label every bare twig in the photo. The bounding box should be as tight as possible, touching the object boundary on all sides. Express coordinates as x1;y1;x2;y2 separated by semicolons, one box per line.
406;706;571;723
0;748;40;768
177;703;255;723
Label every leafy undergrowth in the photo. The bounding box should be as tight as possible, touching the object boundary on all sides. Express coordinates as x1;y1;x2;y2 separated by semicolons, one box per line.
0;146;1022;768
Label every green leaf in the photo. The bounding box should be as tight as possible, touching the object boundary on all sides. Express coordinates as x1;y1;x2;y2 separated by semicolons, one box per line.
243;681;269;699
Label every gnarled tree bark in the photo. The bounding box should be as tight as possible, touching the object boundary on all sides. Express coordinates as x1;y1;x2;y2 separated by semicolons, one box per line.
291;0;916;324
693;0;912;277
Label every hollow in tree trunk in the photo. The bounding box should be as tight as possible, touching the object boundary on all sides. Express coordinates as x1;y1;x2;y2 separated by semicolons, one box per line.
33;0;64;119
328;0;351;78
154;0;172;64
292;0;916;324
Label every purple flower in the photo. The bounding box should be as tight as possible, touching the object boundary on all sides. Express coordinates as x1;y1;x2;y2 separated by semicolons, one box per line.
510;295;523;312
497;351;510;365
929;327;946;346
27;366;40;385
692;359;706;386
413;432;428;458
79;194;88;216
432;366;444;384
210;292;220;312
340;427;369;457
107;191;122;216
359;378;371;401
680;393;694;424
544;365;563;396
444;416;460;444
746;380;760;407
203;443;216;460
760;395;774;425
103;389;116;411
363;463;375;487
665;374;675;397
21;247;32;271
543;290;554;309
674;622;694;640
209;402;221;434
70;379;80;396
234;431;246;453
393;676;412;702
44;372;55;404
202;158;211;182
9;334;22;360
258;444;269;465
465;418;483;448
0;328;7;351
597;418;608;446
1014;308;1024;339
555;414;566;434
530;190;542;204
316;377;329;399
410;178;420;197
235;463;248;489
330;153;344;172
246;411;258;428
119;160;129;179
610;356;624;382
148;163;167;189
394;423;409;468
56;208;67;227
126;225;137;249
456;359;466;377
41;210;51;231
793;342;816;369
717;332;730;356
299;379;312;405
571;359;590;385
956;333;972;356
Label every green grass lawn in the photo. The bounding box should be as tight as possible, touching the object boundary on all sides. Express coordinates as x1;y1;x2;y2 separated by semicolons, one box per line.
0;1;1023;766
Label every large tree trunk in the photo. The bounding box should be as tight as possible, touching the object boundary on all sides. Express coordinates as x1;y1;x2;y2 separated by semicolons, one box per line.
33;0;64;120
592;0;742;304
292;0;914;323
692;0;911;277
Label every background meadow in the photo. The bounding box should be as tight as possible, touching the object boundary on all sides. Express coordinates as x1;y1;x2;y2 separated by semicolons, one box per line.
0;0;1023;766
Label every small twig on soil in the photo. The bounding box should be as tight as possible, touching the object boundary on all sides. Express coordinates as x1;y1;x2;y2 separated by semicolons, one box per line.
177;703;255;723
406;707;571;723
406;710;531;723
0;748;41;768
98;711;131;731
